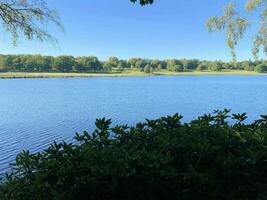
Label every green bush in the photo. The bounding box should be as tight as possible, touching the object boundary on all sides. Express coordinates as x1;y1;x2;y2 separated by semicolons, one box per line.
168;64;183;72
244;65;254;71
255;64;267;73
1;110;267;200
144;64;152;74
197;64;207;71
0;65;8;72
209;65;223;71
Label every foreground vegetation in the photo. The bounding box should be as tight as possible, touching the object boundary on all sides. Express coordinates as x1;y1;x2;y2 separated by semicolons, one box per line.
1;110;267;199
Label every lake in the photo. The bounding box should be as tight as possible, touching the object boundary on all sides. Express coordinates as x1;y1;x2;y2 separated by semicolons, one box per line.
0;75;267;173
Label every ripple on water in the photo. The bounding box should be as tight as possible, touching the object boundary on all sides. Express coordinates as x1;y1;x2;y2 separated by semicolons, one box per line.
1;76;267;173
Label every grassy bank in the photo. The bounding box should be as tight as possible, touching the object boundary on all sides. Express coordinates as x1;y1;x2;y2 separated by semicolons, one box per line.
0;69;264;79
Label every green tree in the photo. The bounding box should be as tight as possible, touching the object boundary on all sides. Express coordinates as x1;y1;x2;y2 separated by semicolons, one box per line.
0;0;62;45
73;58;85;72
244;65;255;71
156;64;162;71
197;63;208;71
128;58;146;69
128;58;139;68
12;56;23;71
209;61;224;71
182;59;199;70
117;60;128;71
103;62;112;72
38;56;53;72
83;56;101;72
107;57;119;68
2;55;14;70
144;64;152;73
53;56;75;72
130;0;154;5
167;59;183;72
167;59;182;71
135;59;146;69
206;1;267;61
0;56;8;72
255;63;267;73
151;59;161;69
75;56;101;72
24;56;36;71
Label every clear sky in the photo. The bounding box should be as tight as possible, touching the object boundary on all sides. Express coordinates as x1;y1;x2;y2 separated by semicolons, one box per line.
0;0;264;61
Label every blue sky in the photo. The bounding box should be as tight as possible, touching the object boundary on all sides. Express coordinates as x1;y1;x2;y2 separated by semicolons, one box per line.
0;0;263;61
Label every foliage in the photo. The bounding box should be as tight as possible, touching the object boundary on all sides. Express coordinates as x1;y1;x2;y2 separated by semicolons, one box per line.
53;56;75;72
117;60;129;71
169;64;183;72
107;57;120;68
75;56;102;72
0;0;62;45
144;64;153;73
197;63;208;71
209;61;224;71
103;62;112;72
167;59;183;72
255;63;267;73
182;59;199;70
1;110;267;199
0;54;265;73
130;0;154;6
206;0;267;61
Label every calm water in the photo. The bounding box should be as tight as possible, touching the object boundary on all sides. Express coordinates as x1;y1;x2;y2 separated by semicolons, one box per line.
0;75;267;172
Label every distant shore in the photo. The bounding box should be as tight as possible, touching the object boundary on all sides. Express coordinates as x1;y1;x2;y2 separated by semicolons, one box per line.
0;70;265;79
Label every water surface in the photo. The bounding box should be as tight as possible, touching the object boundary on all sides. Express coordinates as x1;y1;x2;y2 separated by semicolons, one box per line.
0;75;267;172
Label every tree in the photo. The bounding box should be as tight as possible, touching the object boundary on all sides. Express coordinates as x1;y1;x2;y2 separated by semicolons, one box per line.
75;56;101;72
53;56;74;72
37;56;53;71
244;65;255;71
206;1;267;61
135;59;146;69
107;57;119;68
156;64;162;71
144;64;152;73
130;0;154;6
182;59;199;70
255;63;267;73
128;58;140;68
0;56;8;72
2;55;14;69
197;63;208;71
73;58;85;72
127;58;147;69
167;59;183;72
117;60;128;71
12;56;23;71
24;56;36;71
209;61;224;71
241;60;254;70
0;0;62;45
151;59;161;69
103;62;112;72
129;0;265;62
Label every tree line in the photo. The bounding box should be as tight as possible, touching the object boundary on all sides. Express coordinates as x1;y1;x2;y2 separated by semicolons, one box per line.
0;54;266;73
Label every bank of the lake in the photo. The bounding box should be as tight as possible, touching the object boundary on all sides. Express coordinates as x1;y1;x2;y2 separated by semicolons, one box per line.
0;70;265;78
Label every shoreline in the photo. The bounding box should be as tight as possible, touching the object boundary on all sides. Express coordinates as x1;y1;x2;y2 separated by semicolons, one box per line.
0;70;265;79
